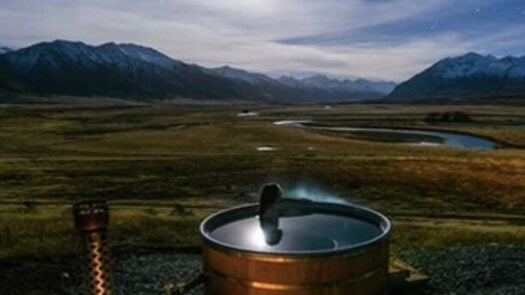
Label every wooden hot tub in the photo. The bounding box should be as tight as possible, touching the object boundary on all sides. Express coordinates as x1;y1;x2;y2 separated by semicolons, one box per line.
200;199;391;295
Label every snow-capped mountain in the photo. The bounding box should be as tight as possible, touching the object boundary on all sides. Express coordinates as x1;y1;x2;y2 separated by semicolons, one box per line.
116;43;186;69
279;74;396;95
388;52;525;100
0;40;244;99
433;53;525;79
277;75;303;88
0;47;12;54
0;40;395;102
210;67;396;100
3;40;184;75
210;66;278;85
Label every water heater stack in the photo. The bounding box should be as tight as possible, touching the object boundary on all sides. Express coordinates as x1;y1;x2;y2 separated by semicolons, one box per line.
73;200;113;295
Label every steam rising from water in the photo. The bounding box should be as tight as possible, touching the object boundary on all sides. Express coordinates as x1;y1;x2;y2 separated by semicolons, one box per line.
284;184;351;205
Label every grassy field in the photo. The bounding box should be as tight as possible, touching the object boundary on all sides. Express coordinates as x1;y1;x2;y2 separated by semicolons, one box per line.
1;102;524;259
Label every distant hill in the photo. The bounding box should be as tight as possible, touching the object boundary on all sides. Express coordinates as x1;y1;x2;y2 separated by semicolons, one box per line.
208;66;396;101
388;52;525;101
278;74;396;96
0;40;395;102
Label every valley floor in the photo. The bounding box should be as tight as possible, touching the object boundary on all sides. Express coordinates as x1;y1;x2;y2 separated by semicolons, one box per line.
0;102;524;293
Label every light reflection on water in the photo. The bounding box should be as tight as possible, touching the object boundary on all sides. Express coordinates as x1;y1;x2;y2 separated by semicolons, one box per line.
248;226;267;248
316;126;495;150
209;213;381;252
274;120;496;150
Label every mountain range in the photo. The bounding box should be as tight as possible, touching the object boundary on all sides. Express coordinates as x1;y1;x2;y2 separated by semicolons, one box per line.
2;40;523;103
0;40;395;102
388;52;525;100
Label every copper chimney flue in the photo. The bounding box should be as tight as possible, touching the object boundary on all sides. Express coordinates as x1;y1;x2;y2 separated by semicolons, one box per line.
73;200;113;295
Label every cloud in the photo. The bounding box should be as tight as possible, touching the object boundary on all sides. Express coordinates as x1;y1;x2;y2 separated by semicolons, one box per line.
0;0;523;81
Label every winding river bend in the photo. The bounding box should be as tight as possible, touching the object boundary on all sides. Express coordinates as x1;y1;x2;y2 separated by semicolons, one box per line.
274;120;497;150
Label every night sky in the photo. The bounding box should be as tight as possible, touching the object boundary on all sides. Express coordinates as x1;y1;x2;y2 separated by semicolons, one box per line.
1;0;524;81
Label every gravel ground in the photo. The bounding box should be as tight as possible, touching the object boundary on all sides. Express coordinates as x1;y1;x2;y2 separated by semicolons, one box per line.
60;247;205;295
3;245;525;294
397;245;525;295
112;248;204;295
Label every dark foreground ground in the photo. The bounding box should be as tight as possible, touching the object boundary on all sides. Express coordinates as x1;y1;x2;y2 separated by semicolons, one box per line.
2;245;524;295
